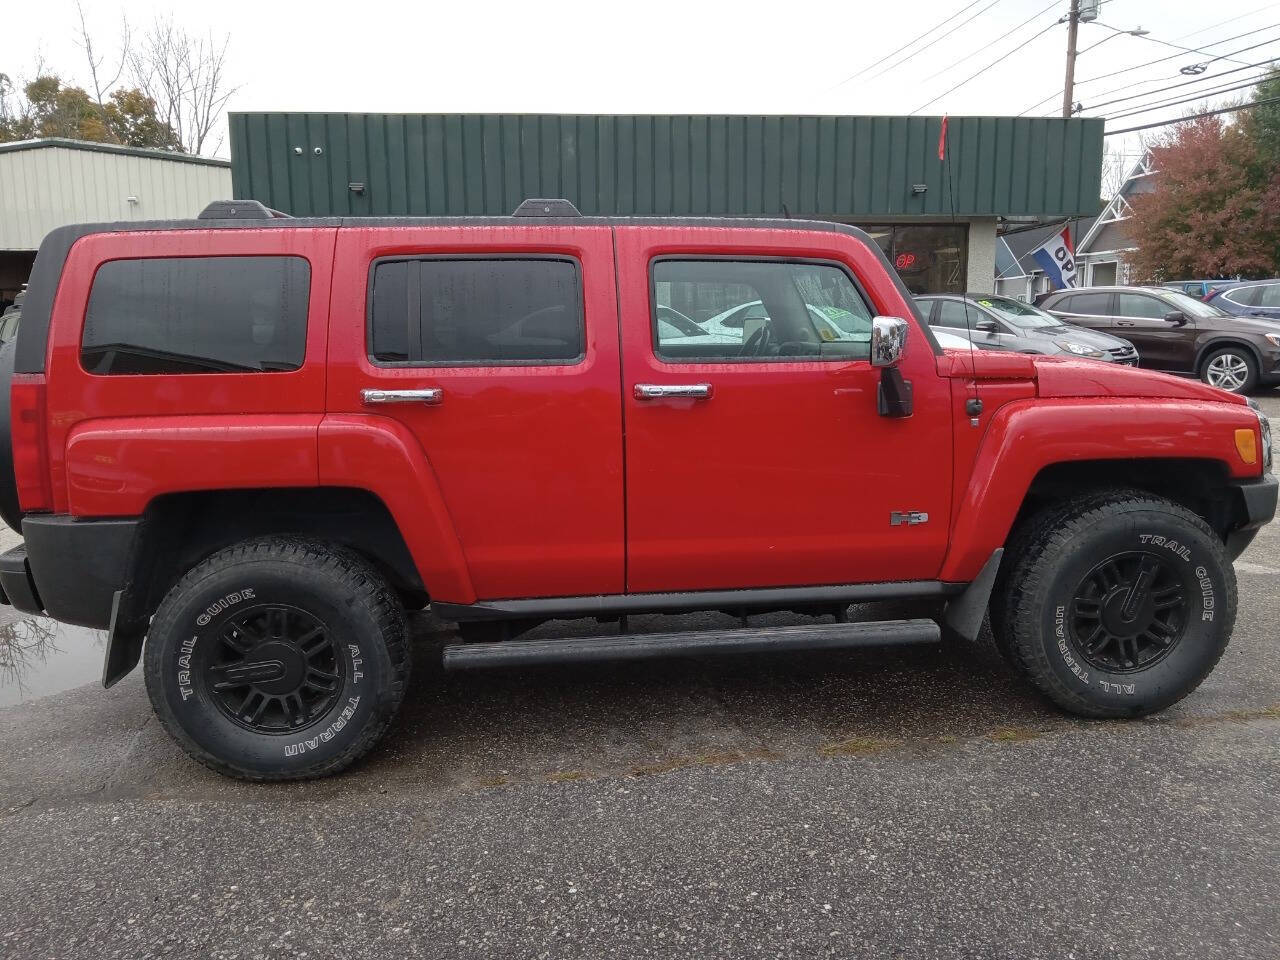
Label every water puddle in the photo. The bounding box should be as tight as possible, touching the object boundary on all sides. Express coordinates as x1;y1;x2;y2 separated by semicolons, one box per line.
0;608;106;707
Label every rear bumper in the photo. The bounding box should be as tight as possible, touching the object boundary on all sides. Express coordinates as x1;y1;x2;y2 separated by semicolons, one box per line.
1225;474;1278;559
0;515;141;627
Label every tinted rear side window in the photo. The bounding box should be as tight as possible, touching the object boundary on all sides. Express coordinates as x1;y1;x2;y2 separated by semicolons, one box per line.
83;256;310;375
1226;286;1263;307
1057;292;1112;316
369;258;583;365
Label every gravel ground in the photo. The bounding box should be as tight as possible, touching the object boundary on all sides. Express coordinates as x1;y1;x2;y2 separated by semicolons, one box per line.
0;393;1277;959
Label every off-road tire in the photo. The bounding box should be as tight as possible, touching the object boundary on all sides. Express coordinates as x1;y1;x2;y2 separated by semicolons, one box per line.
992;491;1236;718
143;538;410;780
1200;346;1258;394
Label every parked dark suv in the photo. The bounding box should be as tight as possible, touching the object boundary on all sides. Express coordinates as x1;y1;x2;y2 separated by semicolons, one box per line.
1040;285;1280;393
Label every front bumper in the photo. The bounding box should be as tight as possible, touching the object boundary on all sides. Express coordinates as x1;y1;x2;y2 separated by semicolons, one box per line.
1225;474;1278;559
0;515;141;627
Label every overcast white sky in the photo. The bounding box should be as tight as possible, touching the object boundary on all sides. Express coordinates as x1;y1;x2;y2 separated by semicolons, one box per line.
6;0;1279;163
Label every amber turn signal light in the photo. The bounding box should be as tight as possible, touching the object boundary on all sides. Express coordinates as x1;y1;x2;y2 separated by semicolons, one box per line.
1235;428;1258;464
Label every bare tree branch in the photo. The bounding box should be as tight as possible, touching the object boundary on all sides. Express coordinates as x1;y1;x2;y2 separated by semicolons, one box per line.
127;17;237;155
72;0;130;139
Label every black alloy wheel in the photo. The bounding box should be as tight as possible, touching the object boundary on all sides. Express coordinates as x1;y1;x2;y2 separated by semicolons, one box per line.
1070;551;1187;673
206;604;343;733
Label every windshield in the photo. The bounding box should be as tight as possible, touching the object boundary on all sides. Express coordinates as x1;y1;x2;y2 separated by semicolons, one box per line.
657;306;705;336
1162;290;1226;318
808;304;869;339
972;296;1061;328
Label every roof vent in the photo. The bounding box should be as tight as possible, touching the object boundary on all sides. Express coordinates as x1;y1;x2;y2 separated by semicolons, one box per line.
197;200;291;220
512;198;581;217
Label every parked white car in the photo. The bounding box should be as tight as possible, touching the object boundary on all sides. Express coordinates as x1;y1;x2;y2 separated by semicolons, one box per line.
699;300;869;344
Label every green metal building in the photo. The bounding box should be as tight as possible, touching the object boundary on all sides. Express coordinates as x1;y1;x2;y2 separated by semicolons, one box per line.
229;113;1104;295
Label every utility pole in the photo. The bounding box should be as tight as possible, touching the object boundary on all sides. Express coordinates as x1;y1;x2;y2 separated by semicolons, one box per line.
1061;0;1080;117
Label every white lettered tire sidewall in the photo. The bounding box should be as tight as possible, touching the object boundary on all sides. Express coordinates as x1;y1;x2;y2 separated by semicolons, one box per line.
1029;507;1234;716
144;542;406;780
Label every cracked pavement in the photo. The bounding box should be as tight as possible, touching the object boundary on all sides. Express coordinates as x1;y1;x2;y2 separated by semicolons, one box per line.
1;401;1278;959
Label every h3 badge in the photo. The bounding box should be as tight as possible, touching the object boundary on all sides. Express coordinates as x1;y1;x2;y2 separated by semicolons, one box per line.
890;510;929;526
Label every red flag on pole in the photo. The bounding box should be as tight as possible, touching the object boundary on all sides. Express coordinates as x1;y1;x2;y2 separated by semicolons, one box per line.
938;114;949;161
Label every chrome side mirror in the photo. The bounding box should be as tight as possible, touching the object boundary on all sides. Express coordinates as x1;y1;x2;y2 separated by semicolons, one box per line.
871;316;909;367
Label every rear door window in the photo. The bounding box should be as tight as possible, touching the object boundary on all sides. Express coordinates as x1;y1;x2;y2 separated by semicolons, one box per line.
934;300;980;329
1058;292;1112;316
82;256;310;375
1227;286;1262;307
369;258;583;365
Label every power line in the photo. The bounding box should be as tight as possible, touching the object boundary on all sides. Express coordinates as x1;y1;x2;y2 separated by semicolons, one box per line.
1078;55;1279;112
1075;27;1280;89
1104;94;1280;135
866;0;1006;82
1064;28;1280;98
918;0;1059;84
1172;3;1279;42
910;18;1061;115
829;0;993;89
1017;22;1280;115
1103;76;1272;121
1095;20;1254;66
1081;57;1278;112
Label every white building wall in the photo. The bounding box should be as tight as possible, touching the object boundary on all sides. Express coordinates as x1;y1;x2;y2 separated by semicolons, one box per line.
966;218;997;294
0;142;231;251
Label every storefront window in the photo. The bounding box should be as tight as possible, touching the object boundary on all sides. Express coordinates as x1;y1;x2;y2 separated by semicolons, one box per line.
853;223;969;295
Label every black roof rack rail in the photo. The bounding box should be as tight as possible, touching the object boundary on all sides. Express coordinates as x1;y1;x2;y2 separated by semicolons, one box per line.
197;200;292;220
512;198;581;217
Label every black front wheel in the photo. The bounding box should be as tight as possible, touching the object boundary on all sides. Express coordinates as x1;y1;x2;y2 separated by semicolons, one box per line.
993;492;1236;718
144;538;410;780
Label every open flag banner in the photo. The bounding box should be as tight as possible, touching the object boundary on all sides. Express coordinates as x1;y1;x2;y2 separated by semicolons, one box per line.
1030;226;1078;290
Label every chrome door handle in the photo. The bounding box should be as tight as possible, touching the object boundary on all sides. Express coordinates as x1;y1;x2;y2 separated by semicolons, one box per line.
361;388;443;406
633;383;714;401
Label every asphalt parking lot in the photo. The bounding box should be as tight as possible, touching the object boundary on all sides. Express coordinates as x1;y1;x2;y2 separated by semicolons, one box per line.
1;398;1278;960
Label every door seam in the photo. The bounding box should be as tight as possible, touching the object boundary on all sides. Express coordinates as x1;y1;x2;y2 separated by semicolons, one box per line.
612;227;630;595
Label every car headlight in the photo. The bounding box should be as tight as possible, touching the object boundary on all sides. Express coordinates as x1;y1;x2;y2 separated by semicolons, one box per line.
1248;399;1273;471
1055;339;1105;358
1265;334;1280;348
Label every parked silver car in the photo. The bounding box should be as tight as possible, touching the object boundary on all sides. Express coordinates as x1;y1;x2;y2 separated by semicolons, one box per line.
916;293;1138;363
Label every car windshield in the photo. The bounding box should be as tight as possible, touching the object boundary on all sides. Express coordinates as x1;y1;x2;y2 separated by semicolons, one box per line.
657;307;705;336
972;296;1061;328
1161;290;1227;318
809;304;868;339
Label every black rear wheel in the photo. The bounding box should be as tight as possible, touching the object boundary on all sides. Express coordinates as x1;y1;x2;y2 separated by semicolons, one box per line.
144;538;410;780
205;604;346;734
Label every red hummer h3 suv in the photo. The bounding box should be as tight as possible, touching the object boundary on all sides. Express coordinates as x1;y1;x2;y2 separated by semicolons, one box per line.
0;199;1273;780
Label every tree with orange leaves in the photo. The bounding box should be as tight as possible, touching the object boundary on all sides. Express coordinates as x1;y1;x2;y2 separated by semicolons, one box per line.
1127;113;1280;282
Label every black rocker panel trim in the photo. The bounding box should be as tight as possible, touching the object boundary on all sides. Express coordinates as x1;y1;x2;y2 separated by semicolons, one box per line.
433;580;960;622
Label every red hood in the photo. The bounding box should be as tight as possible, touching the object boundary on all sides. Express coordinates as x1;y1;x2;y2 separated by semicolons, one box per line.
936;351;1247;405
1032;355;1247;404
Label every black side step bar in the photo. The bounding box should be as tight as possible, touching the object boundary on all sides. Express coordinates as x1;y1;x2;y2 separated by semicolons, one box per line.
442;619;940;671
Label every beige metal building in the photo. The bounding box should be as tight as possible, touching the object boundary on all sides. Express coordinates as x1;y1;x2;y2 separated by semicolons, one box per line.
0;138;231;305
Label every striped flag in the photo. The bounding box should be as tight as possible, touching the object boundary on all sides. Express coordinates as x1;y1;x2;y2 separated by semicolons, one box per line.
1030;226;1078;290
